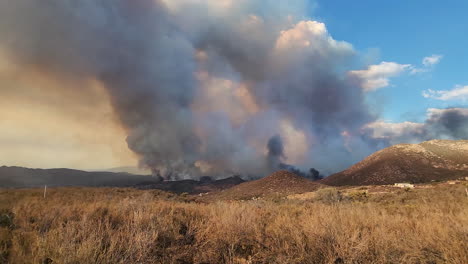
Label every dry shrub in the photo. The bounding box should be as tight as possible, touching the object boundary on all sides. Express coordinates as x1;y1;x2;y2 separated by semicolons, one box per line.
314;188;343;204
347;191;369;202
0;185;466;264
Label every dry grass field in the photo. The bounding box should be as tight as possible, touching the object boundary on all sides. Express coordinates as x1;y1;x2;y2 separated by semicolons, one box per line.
1;183;467;264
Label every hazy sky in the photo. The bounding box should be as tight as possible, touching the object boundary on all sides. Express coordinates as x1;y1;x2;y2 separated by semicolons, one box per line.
0;0;466;172
0;68;138;170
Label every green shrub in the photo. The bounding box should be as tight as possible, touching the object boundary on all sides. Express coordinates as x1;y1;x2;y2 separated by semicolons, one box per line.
0;209;14;229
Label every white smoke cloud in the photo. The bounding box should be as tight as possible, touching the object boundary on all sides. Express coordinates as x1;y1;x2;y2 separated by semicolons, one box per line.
348;62;411;92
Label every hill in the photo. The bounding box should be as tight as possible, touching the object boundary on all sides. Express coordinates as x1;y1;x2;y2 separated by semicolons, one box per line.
321;140;468;186
0;166;245;193
206;170;320;200
0;166;158;188
137;176;245;194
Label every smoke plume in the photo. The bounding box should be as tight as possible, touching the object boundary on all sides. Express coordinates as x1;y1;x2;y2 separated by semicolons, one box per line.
0;0;466;179
267;135;285;169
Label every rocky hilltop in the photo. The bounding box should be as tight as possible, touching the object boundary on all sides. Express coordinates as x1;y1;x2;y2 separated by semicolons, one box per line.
321;140;468;186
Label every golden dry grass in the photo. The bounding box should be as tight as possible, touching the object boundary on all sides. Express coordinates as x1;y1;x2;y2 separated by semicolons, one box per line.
0;184;467;264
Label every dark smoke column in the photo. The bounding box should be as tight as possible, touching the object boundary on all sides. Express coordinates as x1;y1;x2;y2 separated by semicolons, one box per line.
267;135;285;170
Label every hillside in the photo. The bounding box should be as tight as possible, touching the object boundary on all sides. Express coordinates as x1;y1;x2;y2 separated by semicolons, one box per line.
321;140;468;186
207;170;320;200
0;166;158;188
137;176;245;194
0;166;245;193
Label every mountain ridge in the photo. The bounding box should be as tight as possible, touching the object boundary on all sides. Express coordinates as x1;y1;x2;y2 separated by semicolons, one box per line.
0;166;245;194
321;140;468;186
0;165;155;188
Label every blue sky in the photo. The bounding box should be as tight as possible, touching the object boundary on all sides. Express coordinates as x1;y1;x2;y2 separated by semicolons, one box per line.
314;0;468;123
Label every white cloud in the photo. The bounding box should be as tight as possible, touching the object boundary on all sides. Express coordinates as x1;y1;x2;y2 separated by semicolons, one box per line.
348;61;411;92
422;85;468;101
410;54;443;74
422;54;443;67
350;54;444;91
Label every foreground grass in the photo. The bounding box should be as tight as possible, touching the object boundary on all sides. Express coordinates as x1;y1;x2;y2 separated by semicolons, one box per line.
0;184;467;264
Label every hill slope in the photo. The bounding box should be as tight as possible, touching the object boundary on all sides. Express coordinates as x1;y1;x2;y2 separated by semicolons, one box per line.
0;166;158;188
321;140;468;186
137;176;245;194
208;170;320;200
0;166;245;193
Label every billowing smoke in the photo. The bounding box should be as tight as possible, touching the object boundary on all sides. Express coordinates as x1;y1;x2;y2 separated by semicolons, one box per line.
426;108;468;139
0;0;203;179
0;0;465;180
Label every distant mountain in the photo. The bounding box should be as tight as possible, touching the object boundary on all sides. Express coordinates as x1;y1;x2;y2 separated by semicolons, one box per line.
207;170;320;200
0;166;158;188
321;140;468;186
0;166;246;193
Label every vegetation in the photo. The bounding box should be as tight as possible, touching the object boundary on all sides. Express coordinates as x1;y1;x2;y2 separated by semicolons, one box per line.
0;184;467;264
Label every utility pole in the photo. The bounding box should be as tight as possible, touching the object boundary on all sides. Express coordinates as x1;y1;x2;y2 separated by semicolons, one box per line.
44;185;47;199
